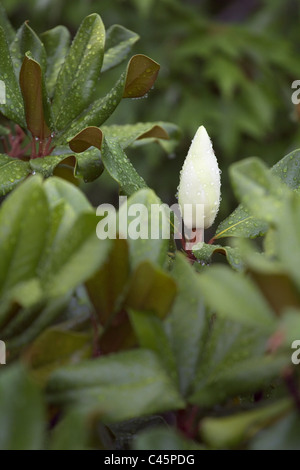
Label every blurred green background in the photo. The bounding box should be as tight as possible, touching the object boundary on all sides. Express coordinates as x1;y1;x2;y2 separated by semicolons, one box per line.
4;0;300;232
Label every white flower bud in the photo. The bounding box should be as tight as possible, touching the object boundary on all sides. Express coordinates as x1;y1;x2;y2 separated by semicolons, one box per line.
178;126;221;230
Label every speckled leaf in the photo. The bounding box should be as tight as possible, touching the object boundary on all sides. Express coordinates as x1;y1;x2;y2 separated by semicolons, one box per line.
190;317;288;407
56;54;161;143
0;154;31;196
165;253;208;397
46;349;185;422
215;150;300;240
101;122;169;149
0;3;15;43
9;21;47;76
198;265;275;328
30;148;103;183
102;24;139;72
41;25;71;98
123;54;160;98
193;242;243;271
118;188;169;267
102;137;147;196
0;365;45;450
20;53;52;138
0;27;25;126
52;14;105;130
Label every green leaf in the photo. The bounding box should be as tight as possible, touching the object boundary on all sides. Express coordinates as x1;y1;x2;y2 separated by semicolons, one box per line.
198;265;275;328
126;261;177;316
41;25;71;98
47;349;185;422
0;26;25;126
134;427;202;451
50;408;95;450
102;24;139;72
229;158;289;225
0;2;15;43
277;193;300;289
166;253;208;396
19;53;52;138
0;365;45;450
10;21;47;76
0;154;31;196
250;411;300;450
56;54;160;143
23;327;92;383
129;310;178;383
52;14;105;130
190;317;288;407
101;122;170;149
201;399;291;449
102;137;147;196
215;149;300;240
193;242;243;271
118;188;169;267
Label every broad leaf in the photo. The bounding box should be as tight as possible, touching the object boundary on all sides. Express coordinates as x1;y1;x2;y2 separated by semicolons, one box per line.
41;25;71;97
10;21;47;76
0;154;31;196
102;24;139;72
46;349;185;422
52;14;105;130
0;26;25;126
193;241;243;271
198;265;275;328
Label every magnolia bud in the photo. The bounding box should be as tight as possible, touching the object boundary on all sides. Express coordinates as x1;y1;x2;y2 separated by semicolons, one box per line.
178;125;221;230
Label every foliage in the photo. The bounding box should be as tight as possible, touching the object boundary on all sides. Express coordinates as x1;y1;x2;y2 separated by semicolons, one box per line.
1;2;300;451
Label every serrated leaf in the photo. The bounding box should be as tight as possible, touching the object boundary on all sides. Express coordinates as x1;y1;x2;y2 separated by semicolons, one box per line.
198;265;275;328
0;365;45;450
52;14;105;130
0;26;25;126
41;25;71;98
193;241;243;271
102;24;139;72
0;154;31;196
19;53;52;138
46;349;185;422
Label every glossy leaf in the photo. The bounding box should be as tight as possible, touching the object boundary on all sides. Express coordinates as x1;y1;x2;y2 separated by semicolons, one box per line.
123;54;160;98
102;24;139;72
41;25;71;97
193;241;243;271
101;122;170;148
198;265;275;328
19;53;52;138
0;2;15;43
0;154;31;196
52;14;105;131
0;26;25;126
47;349;185;422
10;21;47;76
